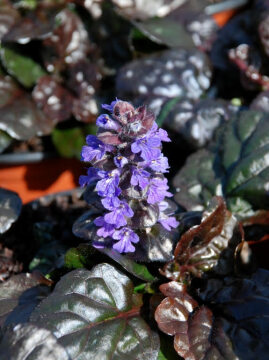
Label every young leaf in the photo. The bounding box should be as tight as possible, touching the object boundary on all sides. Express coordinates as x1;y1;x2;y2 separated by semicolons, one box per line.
155;281;237;360
0;188;22;234
0;272;51;326
0;323;70;360
164;197;243;283
31;264;160;360
0;46;46;87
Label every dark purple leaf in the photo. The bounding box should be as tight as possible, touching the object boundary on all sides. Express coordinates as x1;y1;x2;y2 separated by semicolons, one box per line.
0;0;20;41
0;323;70;360
163;98;230;148
155;281;237;360
116;48;212;115
0;188;22;234
164;197;244;282
0;272;51;327
3;9;56;44
173;110;269;217
0;74;55;140
33;75;73;122
197;269;269;360
112;0;186;20
0;244;22;282
31;264;160;360
42;9;93;71
250;90;269;113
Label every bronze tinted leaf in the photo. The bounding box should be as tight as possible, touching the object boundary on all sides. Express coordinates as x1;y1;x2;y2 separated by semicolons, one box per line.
155;281;237;360
164;197;243;282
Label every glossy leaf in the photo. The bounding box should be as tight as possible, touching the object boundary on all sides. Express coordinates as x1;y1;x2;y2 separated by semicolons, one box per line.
0;323;70;360
112;0;186;20
173;110;269;217
0;46;46;88
42;9;92;71
163;98;230;148
0;130;12;153
0;244;22;281
99;248;156;282
128;224;178;262
133;17;194;48
31;264;160;360
2;9;55;44
116;48;212;118
0;188;22;234
0;0;20;41
0;74;55;140
155;281;237;360
198;269;269;360
0;272;51;326
33;75;73;123
164;197;243;283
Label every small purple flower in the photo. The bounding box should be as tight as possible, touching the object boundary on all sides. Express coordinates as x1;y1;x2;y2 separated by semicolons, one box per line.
79;167;99;187
158;200;179;230
112;227;139;253
147;178;172;204
95;170;121;197
148;154;169;173
131;137;161;161
159;217;179;231
81;135;113;162
96;114;121;131
114;155;128;168
102;99;118;112
104;200;134;227
101;196;120;211
94;216;116;237
131;167;150;189
157;128;171;142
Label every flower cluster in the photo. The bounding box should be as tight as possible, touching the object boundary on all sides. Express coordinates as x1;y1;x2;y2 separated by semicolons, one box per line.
80;99;179;253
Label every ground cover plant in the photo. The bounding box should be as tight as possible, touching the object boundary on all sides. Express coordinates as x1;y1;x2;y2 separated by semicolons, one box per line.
0;0;269;359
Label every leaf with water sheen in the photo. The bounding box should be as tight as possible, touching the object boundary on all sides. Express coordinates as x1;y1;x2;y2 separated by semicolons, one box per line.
31;264;160;360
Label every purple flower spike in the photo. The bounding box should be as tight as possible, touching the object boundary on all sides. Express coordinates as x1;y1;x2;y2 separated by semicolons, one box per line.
104;200;134;227
79;99;177;253
96;114;121;131
112;227;139;253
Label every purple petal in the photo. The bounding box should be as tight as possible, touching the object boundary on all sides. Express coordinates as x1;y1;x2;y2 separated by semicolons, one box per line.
102;99;119;112
96;114;121;131
159;217;179;231
114;155;128;168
